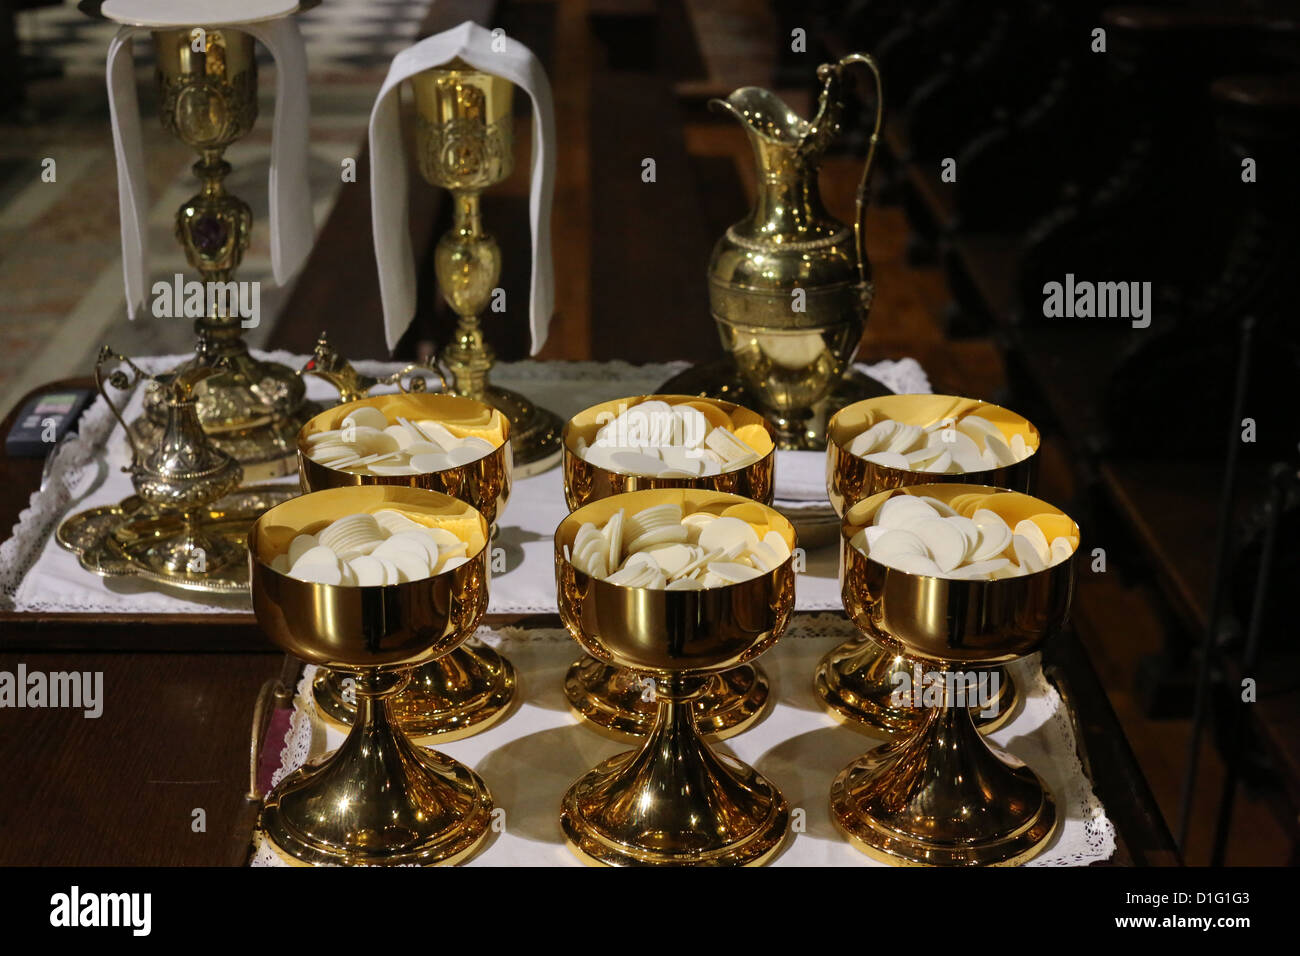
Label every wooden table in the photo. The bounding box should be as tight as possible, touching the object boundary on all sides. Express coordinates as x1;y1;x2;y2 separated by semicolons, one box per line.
0;380;1178;865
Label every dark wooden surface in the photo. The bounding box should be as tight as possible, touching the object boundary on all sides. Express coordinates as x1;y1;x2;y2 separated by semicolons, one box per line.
0;650;277;866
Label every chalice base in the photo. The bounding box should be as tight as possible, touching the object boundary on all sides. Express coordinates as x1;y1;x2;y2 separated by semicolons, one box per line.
830;703;1058;866
259;703;493;866
482;383;563;478
561;692;788;866
313;643;517;742
564;657;770;741
815;635;1019;737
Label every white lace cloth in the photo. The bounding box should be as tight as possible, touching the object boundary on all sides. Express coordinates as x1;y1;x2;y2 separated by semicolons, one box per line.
249;616;1116;866
1;352;930;615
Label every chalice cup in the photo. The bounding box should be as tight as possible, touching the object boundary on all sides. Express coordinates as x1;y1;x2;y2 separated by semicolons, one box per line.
140;26;316;479
252;486;494;865
297;394;517;741
560;395;777;740
818;395;1041;737
410;61;564;477
831;484;1076;866
556;489;795;866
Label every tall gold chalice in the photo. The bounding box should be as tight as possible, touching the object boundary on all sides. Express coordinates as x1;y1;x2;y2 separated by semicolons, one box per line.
297;393;517;741
818;395;1040;737
831;484;1076;865
410;61;563;477
556;489;795;866
252;486;494;865
561;395;777;740
129;26;317;479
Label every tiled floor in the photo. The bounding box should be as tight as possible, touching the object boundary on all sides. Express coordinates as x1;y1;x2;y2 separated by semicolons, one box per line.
1;1;432;414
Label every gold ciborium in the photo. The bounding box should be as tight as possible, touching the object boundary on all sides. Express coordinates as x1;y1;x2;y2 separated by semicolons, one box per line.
665;54;884;450
561;395;777;740
556;489;795;866
95;346;244;581
818;395;1041;737
252;486;494;866
831;484;1076;866
297;393;517;741
410;61;564;477
129;26;317;480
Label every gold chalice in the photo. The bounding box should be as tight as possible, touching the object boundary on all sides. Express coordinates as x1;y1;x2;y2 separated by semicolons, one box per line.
410;61;564;476
251;486;494;865
132;26;317;479
818;395;1040;737
560;396;777;740
831;484;1076;865
556;489;795;866
297;393;516;741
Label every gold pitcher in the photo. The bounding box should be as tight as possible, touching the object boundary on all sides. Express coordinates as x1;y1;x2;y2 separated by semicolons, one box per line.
706;54;883;449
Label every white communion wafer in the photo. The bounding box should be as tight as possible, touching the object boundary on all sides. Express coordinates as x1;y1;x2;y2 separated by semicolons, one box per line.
911;518;969;572
367;462;421;476
373;509;420;535
1049;536;1074;565
666;576;704;590
642;543;695;576
698;516;759;554
342;406;389;431
1011;534;1046;573
289;562;342;585
410;451;452;473
438;555;469;573
288;534;319;565
867;529;930;562
877;552;942;576
846;412;1033;474
347;555;388;587
708;561;762;584
605;509;625;570
291;545;341;571
1013;519;1052;565
270;554;290;573
875;495;939;529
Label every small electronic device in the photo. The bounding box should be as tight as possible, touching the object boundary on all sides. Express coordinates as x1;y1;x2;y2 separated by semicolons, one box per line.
4;388;96;457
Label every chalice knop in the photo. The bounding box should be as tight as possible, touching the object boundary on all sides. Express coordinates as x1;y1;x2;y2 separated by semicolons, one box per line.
818;395;1041;737
560;395;777;741
252;486;494;865
297;394;517;741
831;484;1075;866
556;489;795;866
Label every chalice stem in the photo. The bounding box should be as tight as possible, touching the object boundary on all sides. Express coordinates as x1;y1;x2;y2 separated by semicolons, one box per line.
438;190;498;401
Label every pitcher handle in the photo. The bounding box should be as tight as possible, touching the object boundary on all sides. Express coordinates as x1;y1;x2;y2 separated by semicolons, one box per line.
836;53;884;291
93;346;149;467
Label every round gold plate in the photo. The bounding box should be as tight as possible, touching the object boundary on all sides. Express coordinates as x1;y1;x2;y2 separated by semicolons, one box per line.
56;484;298;594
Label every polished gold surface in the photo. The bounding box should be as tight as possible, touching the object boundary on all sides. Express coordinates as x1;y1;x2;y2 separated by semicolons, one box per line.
561;394;776;509
298;392;512;527
561;395;777;739
830;484;1075;865
704;54;884;449
56;484;297;593
298;395;517;739
299;332;448;405
817;394;1040;735
312;641;517;742
89;347;254;588
556;489;794;865
251;486;494;865
410;61;562;476
825;394;1039;519
131;26;317;479
563;656;769;742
